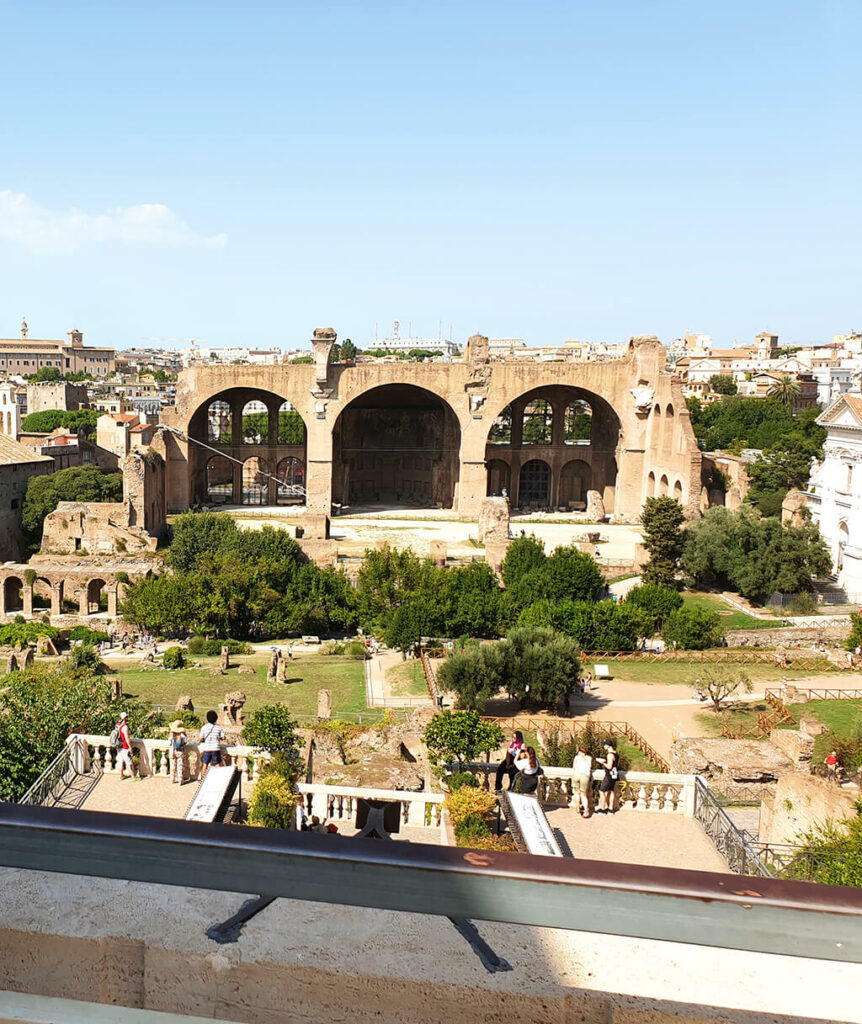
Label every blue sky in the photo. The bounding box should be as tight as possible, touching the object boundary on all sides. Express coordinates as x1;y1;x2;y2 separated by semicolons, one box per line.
1;1;860;351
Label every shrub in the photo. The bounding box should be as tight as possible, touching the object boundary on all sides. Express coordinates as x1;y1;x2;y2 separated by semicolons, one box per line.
247;770;298;830
162;646;185;670
446;770;479;791
662;606;724;650
465;833;517;852
171;708;202;729
623;583;683;630
423;711;505;767
787;592;818;616
0;622;59;646
69;642;104;674
320;639;368;659
444;786;496;827
242;704;303;761
847;614;862;654
454;812;492;843
186;637;252;656
541;722;631;771
68;626;110;645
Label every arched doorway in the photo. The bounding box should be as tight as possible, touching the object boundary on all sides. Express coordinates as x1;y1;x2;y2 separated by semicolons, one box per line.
3;577;22;613
277;456;305;504
332;385;461;509
242;457;271;505
560;460;591;507
673;479;683;502
659;474;669;497
206;456;234;504
486;459;511;497
86;579;107;615
519;460;551;507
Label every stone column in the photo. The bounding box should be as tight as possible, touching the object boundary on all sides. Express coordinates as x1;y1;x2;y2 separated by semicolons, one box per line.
510;398;525;449
233;458;243;505
50;584;62;617
304;413;333;537
107;587;119;618
22;585;33;617
550;400;566;448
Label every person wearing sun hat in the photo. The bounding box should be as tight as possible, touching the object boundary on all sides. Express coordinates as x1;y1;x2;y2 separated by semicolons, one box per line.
169;719;188;785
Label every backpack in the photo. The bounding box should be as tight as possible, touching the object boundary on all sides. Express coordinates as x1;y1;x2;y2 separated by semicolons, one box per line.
109;725;122;749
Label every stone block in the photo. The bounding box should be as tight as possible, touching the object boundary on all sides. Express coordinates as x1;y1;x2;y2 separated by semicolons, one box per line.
586;490;605;521
799;715;828;737
317;688;332;719
769;728;815;765
429;541;447;562
478;497;509;544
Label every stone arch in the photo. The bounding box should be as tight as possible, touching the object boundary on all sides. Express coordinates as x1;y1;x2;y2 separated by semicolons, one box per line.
519;459;551;507
206;456;234;505
276;456;305;504
647;471;656;498
86;578;107;615
666;404;675;417
673;479;683;502
3;576;22;613
560;459;592;507
659;474;669;497
332;384;461;509
486;459;510;497
484;385;620;512
32;576;53;611
187;388;309;507
242;457;271;506
838;520;850;571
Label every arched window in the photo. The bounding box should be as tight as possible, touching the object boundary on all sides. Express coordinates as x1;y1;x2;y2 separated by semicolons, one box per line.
563;400;592;444
521;399;552;444
659;474;669;497
241;401;268;444
278;401;305;444
647;472;656;498
486;459;510;497
488;406;512;444
207;456;234;504
277;457;305;502
673;479;683;501
86;579;107;615
207;401;231;443
242;457;271;505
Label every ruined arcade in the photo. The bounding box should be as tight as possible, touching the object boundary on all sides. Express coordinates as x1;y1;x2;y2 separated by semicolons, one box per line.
162;330;702;531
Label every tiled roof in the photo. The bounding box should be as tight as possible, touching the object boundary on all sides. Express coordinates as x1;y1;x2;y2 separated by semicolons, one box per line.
0;434;53;466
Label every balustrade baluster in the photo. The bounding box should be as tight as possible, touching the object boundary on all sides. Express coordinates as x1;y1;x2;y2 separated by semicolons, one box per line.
663;786;676;812
636;784;647;809
649;786;661;811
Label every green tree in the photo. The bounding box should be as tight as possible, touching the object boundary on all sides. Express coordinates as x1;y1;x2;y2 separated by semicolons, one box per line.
692;668;753;711
786;806;862;888
709;374;737;395
504;542;603;609
167;511;239;572
746;428;825;517
623;583;683;630
640;496;685;587
120;574;204;637
242;704;302;755
500;626;581;706
500;534;545;588
767;375;802;410
21;408;100;437
27;366;62;382
22;466;123;549
422;710;505;768
435;644;506;710
340;338;357;361
662;606;724;650
355;544;428;630
846;614;862;653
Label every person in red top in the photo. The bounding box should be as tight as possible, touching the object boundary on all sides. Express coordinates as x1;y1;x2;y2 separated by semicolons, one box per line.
825;750;840;778
116;711;140;781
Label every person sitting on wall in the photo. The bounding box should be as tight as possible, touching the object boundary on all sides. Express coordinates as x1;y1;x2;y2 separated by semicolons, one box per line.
494;731;524;792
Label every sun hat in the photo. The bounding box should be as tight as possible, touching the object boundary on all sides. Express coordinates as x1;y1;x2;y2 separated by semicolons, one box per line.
169;719;186;732
119;711;128;719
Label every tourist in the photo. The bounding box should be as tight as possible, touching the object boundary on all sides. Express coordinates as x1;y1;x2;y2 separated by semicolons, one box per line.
513;745;542;795
168;720;188;785
597;740;618;813
584;671;593;693
825;749;841;779
199;710;226;779
572;744;593;818
115;711;140;781
494;730;524;792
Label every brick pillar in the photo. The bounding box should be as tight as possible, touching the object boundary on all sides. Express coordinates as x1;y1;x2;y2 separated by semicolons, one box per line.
22;585;33;617
50;585;62;617
107;588;118;617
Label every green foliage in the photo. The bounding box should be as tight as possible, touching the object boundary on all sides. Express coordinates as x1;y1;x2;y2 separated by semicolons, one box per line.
22;466;123;549
319;639;367;659
435;643;507;709
27;366;62;382
68;625;110;644
662;606;724;650
687;395;813;452
290;355;313;364
709;374;737;395
785;803;862;887
186;636;252;656
746;420;826;516
70;642;104;673
21;408;99;437
162;646;184;669
847;614;862;654
500;534;546;588
172;708;202;729
502;538;604;610
340;339;357;361
623;583;683;630
0;622;59;645
640;497;685;588
242;704;302;755
541;721;631;770
0;666;152;801
454;812;492;843
248;770;298;830
422;710;505;767
447;770;479;790
681;505;831;603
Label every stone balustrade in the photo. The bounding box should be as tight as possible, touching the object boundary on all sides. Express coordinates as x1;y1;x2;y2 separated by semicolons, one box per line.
297;782;446;830
455;762;697;815
69;733;272;782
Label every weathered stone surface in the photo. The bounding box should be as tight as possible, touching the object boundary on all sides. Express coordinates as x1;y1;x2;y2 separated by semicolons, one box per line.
317;688;332;720
175;695;194;712
586;490;606;522
799;715;828;737
669;737;795;782
768;728;815;765
477;497;509;546
275;657;287;684
781;488;807;526
218;691;246;728
760;771;859;846
220;645;230;671
237;664;254;675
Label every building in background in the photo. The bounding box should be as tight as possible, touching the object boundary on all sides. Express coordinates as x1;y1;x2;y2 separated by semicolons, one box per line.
0;383;20;436
25;381;89;415
0;435;53;560
0;322;114;377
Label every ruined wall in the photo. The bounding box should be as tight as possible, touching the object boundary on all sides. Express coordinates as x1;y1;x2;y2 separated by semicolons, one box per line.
0;458;52;561
25;382;88;414
40;501;157;555
760;771;858;846
123;440;167;538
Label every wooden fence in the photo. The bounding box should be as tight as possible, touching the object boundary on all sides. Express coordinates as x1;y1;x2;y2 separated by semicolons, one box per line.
581;649;840;668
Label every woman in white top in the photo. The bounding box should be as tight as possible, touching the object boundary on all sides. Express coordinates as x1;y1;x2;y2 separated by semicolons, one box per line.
513;745;541;795
572;745;593;818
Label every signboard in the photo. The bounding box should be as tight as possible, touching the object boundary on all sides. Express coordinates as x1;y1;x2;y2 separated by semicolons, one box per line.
503;792;564;857
186;766;239;823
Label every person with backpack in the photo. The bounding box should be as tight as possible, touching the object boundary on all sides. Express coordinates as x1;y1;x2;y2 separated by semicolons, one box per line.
113;711;140;781
199;710;226;780
168;720;188;785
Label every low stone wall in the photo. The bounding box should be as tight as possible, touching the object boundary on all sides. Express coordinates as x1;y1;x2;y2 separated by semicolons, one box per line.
760;772;859;846
724;625;849;646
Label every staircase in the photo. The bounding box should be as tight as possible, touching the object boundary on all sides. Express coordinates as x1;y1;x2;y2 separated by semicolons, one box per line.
812;575;848;605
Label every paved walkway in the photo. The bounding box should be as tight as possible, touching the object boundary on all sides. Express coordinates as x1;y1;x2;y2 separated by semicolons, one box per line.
76;772;203;818
543;805;730;873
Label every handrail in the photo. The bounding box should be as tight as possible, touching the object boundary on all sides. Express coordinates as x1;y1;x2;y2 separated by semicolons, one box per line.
693;777;772;878
0;803;860;963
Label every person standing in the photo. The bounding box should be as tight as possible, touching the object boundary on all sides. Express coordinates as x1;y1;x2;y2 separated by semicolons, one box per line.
494;731;524;792
169;720;188;785
597;740;618;813
572;744;593;818
199;710;226;780
115;711;140;781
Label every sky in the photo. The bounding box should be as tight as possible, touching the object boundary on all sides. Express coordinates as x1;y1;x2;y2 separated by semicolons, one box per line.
1;1;860;351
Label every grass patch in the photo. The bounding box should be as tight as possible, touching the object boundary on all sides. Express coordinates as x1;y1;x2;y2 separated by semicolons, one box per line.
105;653;366;717
590;660;822;686
386;660;429;697
681;591;783;631
696;702;771;737
787;699;862;761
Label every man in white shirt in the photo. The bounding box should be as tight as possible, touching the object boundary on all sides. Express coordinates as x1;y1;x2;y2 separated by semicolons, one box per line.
199;710;226;779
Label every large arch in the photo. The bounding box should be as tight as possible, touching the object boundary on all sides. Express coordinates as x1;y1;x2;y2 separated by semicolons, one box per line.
187;388;308;506
484;385;620;511
2;577;22;614
332;384;461;509
86;578;107;615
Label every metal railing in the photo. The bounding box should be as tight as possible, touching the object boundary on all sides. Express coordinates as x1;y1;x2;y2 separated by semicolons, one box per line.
18;741;83;808
0;803;860;963
748;841;826;881
692;777;772;877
